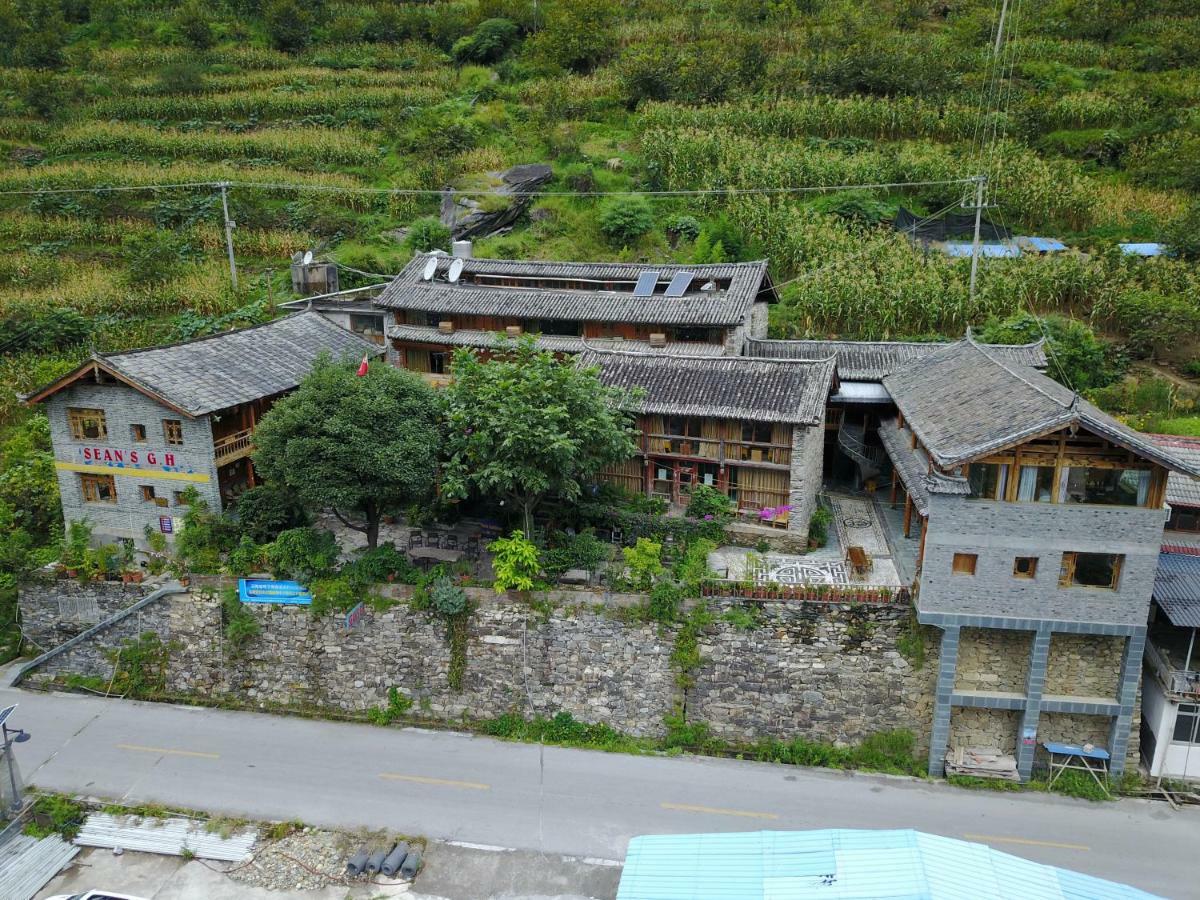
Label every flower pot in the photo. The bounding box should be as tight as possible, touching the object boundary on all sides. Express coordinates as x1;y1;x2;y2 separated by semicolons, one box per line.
122;571;144;585
178;575;191;587
64;568;78;579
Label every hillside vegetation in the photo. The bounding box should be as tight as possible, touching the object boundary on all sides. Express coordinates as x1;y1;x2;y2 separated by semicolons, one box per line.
2;1;1200;633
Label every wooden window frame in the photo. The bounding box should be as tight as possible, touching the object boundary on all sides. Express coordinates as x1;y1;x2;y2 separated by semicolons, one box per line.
140;485;156;502
952;552;978;576
130;423;147;442
1058;551;1123;590
162;418;184;446
67;407;108;441
80;473;117;504
1013;556;1038;579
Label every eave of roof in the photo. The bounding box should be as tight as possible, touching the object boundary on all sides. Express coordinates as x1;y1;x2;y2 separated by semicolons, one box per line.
387;324;728;356
23;312;384;417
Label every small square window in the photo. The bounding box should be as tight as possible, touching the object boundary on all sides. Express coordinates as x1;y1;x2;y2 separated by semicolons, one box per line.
172;490;186;506
140;485;156;502
163;419;184;446
80;473;117;503
952;553;978;576
1013;557;1038;579
130;424;147;442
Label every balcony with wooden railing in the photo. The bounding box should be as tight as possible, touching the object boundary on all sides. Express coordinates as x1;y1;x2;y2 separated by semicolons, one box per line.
639;432;791;468
213;428;254;466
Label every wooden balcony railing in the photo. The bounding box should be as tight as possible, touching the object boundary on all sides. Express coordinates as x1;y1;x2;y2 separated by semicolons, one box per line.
640;432;791;467
213;427;254;466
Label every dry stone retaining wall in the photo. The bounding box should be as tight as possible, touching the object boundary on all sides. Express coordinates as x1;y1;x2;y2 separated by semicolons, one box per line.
19;582;937;751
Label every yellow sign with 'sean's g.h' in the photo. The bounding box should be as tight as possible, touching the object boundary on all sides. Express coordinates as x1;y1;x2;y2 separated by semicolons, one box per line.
55;461;211;483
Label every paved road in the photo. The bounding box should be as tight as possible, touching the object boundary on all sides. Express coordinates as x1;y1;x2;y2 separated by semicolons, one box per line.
5;686;1196;898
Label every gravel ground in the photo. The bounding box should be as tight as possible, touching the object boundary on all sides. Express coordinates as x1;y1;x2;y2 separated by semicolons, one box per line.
227;827;414;893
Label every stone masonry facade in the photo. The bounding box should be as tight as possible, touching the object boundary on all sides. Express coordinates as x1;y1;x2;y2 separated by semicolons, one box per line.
20;583;937;752
45;382;221;548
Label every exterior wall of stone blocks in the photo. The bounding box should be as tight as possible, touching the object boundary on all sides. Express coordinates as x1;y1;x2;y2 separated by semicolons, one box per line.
786;421;825;539
45;383;221;547
1045;634;1124;698
920;494;1166;626
950;707;1021;756
953;627;1031;693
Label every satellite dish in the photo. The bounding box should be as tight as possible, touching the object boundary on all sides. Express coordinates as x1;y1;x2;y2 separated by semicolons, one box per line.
302;250;314;265
421;257;438;281
447;257;464;284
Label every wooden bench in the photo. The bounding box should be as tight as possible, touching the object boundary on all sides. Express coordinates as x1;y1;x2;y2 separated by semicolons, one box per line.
847;546;872;577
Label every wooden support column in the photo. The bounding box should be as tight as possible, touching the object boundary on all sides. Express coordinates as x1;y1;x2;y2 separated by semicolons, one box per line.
903;492;913;538
889;478;898;508
916;515;928;569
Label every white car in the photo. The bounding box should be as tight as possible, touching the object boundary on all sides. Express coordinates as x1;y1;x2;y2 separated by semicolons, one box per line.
45;892;149;900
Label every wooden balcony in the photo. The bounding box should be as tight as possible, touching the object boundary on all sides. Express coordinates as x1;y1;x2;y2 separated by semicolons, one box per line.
639;432;791;468
213;427;254;466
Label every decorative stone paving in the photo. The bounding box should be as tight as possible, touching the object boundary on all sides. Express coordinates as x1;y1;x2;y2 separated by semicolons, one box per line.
829;495;890;557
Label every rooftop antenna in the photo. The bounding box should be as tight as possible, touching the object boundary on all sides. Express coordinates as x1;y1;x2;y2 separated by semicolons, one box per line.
421;257;437;282
447;257;464;284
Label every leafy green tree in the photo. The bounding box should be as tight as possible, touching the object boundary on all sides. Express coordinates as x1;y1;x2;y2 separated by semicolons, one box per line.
0;415;59;537
264;0;315;51
174;0;215;49
234;482;309;543
598;196;655;246
0;0;68;69
1163;201;1200;261
404;216;451;253
252;356;441;549
528;0;615;73
451;17;518;64
442;338;637;537
977;312;1121;392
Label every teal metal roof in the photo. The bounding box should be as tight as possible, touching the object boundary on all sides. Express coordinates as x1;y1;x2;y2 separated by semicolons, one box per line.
617;830;1160;900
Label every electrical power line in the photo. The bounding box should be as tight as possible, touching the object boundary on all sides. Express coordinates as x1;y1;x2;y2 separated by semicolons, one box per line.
0;177;978;199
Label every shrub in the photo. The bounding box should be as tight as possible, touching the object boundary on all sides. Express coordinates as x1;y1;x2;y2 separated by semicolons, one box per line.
647;580;682;623
174;489;239;574
26;794;85;840
598;197;654;246
977;312;1121;392
264;527;339;582
220;586;260;658
342;543;420;585
157;61;206;95
226;536;266;576
675;539;716;596
367;687;413;725
429;576;468;617
622;537;663;591
1163;201;1200;262
665;214;701;243
122;230;191;287
451;18;519;64
234;483;309;544
488;530;540;593
174;0;215;50
309;575;362;616
809;506;832;547
264;0;314;52
404;216;451;253
685;485;733;522
541;529;609;579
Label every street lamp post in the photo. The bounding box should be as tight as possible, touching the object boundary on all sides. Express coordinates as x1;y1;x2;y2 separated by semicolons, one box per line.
0;704;30;816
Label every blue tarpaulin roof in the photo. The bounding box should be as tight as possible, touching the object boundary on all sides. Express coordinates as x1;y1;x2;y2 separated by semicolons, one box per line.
617;830;1160;900
1119;243;1165;257
1018;236;1067;252
942;241;1022;258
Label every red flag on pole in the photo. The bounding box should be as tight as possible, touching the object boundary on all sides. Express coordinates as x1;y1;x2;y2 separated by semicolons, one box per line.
356;353;369;377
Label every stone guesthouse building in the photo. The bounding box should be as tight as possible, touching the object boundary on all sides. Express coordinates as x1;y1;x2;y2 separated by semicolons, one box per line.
23;311;381;548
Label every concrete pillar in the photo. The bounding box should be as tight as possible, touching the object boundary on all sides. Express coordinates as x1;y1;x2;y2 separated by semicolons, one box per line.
928;625;960;777
1016;626;1052;780
1107;628;1146;778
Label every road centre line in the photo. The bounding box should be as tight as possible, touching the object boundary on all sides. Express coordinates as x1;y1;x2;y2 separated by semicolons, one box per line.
116;743;220;760
661;802;779;820
963;833;1090;851
379;773;491;790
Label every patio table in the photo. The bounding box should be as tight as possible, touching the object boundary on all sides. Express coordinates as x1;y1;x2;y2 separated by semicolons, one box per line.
408;547;464;564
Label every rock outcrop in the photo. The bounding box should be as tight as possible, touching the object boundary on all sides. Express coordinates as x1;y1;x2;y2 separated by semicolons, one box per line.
440;163;553;240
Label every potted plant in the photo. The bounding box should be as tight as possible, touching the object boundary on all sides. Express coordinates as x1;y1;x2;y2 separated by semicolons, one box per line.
61;519;92;579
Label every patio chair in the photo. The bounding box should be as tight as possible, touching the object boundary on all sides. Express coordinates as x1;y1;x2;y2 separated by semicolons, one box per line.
465;536;481;559
426;532;441;549
408;532;425;550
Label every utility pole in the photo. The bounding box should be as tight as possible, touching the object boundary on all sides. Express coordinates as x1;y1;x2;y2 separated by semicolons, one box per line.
967;174;987;304
219;181;238;291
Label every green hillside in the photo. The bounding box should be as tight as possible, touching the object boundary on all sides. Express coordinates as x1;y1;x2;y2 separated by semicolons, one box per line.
2;1;1200;628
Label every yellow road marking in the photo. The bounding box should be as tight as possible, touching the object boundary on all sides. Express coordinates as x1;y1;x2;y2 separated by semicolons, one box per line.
117;743;219;760
379;773;490;791
964;833;1090;851
661;802;779;820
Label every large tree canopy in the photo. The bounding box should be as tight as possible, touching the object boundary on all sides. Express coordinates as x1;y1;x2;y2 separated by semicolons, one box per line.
252;355;441;549
441;338;637;538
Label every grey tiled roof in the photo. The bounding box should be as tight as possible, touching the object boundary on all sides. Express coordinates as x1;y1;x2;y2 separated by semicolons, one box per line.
1150;435;1200;508
387;324;728;357
746;338;1047;382
1154;551;1200;627
878;419;930;516
99;312;382;416
374;255;772;326
883;339;1200;477
579;349;835;426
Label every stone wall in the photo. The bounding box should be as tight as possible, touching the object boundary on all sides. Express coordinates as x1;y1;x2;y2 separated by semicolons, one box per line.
950;707;1020;755
954;628;1030;693
21;585;936;751
1045;634;1123;698
18;579;148;653
692;604;937;750
787;421;824;542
